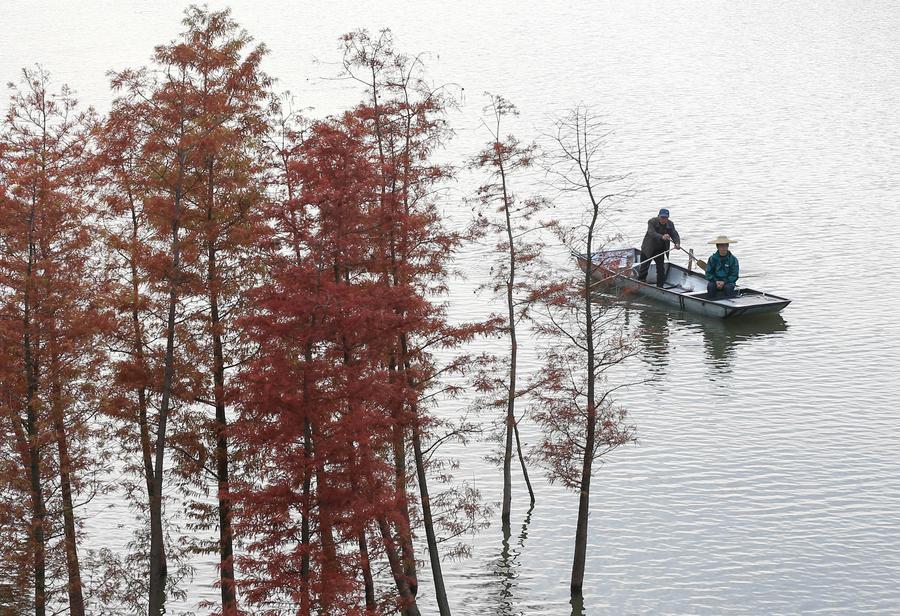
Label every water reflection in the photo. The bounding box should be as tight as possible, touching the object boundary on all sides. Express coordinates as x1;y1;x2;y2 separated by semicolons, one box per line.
569;592;585;616
699;314;789;370
634;303;789;372
636;306;672;371
487;507;534;616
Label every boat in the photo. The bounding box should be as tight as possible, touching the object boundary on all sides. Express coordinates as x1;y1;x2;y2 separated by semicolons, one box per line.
575;248;791;319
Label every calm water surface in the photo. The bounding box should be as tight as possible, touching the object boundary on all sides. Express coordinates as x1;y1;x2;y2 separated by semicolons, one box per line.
4;1;900;613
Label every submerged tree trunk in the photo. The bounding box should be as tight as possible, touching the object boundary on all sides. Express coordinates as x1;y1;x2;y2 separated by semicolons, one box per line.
570;189;600;596
412;420;451;615
378;517;421;616
206;170;238;615
148;154;186;616
50;351;86;616
501;159;517;528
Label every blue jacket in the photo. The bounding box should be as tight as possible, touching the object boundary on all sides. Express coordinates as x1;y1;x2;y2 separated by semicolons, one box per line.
705;251;739;284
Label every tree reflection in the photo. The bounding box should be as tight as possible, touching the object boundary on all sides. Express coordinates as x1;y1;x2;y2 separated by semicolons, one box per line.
569;591;585;616
490;506;534;616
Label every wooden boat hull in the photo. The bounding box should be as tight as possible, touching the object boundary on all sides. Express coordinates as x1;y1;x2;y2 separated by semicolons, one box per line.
576;248;791;319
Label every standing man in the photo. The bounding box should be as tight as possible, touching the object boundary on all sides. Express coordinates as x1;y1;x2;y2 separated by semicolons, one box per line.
638;208;680;287
705;235;739;298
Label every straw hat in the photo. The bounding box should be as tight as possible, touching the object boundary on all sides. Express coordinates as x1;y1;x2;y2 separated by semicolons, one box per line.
708;235;737;244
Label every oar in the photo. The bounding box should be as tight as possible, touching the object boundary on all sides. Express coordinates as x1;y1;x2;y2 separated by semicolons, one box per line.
678;247;768;278
678;246;706;270
587;249;668;289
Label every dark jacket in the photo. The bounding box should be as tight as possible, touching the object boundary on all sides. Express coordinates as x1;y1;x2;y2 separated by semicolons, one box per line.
705;251;739;284
640;217;680;256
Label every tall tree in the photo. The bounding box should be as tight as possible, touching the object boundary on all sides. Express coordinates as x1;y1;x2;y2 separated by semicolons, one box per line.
0;67;99;616
97;85;198;614
535;106;639;596
0;241;32;615
175;9;271;613
340;30;483;615
236;45;484;607
470;93;554;528
106;17;209;610
236;111;403;614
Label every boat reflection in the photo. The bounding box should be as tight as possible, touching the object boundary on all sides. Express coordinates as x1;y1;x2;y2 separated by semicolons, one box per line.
698;313;789;369
635;306;671;372
631;300;789;371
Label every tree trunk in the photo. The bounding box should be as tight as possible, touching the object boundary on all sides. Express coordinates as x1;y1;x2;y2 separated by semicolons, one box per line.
570;199;600;596
23;202;46;616
299;340;318;613
513;422;535;506
210;258;237;615
50;352;85;616
499;155;532;523
347;440;375;613
127;194;156;508
412;420;451;615
501;402;514;528
346;433;375;613
300;416;312;615
378;517;421;616
25;411;46;616
310;421;339;611
206;170;238;615
148;153;186;616
358;530;376;613
127;193;165;612
392;418;418;597
394;332;419;597
570;407;595;595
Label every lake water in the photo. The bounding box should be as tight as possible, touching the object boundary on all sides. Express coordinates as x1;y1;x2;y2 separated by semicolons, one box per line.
3;1;900;613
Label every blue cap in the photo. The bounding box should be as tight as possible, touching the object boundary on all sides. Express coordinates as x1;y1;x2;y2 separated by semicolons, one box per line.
658;208;670;218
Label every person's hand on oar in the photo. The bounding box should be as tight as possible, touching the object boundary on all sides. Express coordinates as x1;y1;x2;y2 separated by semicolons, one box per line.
663;235;681;251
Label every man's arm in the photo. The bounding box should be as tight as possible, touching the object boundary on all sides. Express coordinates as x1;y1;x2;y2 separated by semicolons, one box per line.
669;223;680;247
705;256;715;281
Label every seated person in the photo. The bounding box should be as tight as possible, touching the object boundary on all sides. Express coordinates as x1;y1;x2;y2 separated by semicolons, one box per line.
705;235;739;298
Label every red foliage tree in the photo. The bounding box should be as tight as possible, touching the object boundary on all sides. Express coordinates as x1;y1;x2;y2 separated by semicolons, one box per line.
100;9;272;615
470;93;555;528
234;32;485;615
104;18;214;611
0;281;31;612
340;30;478;615
96;81;198;613
172;9;271;614
235;111;407;614
0;67;102;616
